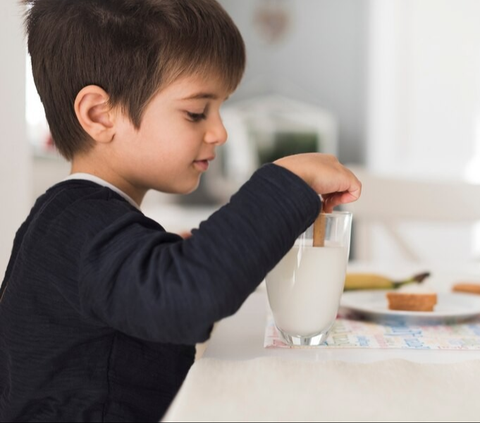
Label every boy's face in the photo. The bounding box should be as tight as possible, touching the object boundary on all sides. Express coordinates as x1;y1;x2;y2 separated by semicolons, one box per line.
112;74;230;200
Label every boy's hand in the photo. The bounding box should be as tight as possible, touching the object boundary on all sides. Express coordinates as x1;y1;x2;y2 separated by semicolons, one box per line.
179;231;192;239
274;153;362;213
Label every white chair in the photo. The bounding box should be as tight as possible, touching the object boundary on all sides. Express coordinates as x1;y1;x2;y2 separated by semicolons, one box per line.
342;166;480;264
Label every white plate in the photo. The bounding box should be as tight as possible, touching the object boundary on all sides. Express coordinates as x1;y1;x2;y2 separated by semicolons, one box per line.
340;290;480;324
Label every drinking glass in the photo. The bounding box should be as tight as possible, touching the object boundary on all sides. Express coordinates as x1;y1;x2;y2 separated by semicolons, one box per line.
265;211;352;346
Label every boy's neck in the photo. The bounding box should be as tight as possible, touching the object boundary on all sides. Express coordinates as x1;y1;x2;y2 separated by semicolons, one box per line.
70;156;147;206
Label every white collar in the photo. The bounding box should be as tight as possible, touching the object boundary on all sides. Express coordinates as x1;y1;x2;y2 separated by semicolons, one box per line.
64;173;141;210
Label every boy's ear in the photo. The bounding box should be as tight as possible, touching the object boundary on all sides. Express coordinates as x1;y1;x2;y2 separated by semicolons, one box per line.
74;85;116;143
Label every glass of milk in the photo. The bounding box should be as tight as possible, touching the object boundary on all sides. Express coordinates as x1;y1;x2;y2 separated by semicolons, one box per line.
266;211;352;346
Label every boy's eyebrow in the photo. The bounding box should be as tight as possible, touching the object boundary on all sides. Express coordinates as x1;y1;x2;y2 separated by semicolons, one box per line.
180;92;230;101
181;92;218;100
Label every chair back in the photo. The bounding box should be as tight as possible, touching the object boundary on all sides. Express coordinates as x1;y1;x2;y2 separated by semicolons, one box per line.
343;166;480;263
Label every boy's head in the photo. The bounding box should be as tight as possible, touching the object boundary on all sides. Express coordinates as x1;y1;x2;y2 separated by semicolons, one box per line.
23;0;246;161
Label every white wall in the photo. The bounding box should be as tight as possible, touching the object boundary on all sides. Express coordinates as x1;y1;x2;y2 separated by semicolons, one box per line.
367;0;480;180
219;0;369;165
0;1;31;280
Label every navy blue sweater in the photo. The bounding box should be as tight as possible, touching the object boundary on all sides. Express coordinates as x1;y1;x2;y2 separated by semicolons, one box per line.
0;164;320;422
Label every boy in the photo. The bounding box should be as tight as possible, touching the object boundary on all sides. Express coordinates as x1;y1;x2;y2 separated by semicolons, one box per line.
0;0;361;421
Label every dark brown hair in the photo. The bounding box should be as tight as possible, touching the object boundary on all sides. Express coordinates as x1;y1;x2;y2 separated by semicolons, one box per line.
22;0;246;160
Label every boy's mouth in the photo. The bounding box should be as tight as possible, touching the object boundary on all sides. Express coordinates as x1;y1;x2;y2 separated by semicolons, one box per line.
193;157;214;172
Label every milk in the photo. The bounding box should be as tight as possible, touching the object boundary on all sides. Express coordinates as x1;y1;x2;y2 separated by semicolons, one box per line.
266;244;347;337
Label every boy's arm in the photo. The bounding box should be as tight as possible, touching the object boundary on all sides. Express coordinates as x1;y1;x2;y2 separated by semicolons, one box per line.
78;164;321;345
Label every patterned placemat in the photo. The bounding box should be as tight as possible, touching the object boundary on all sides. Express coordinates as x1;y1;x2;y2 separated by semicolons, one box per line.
265;313;480;350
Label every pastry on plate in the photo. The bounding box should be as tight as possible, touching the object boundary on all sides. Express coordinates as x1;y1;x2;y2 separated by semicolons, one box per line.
386;285;437;312
452;282;480;295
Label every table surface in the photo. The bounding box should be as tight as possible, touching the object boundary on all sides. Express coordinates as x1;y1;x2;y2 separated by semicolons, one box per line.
163;261;480;421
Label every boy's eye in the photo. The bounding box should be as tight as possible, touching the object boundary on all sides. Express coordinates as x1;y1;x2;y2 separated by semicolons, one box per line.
186;112;207;122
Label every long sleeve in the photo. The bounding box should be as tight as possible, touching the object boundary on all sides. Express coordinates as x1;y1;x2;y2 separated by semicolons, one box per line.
75;164;321;344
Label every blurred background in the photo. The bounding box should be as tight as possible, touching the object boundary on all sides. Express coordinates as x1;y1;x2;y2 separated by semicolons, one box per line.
2;0;480;279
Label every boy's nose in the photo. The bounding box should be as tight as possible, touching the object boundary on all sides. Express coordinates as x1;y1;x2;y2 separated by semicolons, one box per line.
204;116;228;145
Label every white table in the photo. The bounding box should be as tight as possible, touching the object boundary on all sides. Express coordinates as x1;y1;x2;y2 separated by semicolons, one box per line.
163;262;480;421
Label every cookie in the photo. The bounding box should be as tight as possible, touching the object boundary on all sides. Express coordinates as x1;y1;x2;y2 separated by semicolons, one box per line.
386;292;437;312
452;283;480;295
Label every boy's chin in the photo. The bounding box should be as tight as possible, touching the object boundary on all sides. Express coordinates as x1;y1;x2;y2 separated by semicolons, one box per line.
176;181;201;195
156;176;201;195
